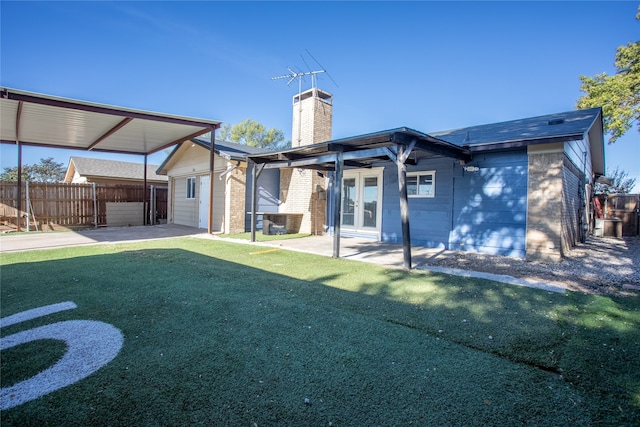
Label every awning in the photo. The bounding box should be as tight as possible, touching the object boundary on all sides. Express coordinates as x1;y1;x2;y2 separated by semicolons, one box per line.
248;127;471;170
1;87;221;155
247;128;472;270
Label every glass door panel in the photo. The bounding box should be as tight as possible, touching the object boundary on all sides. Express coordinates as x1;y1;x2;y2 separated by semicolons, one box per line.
362;176;378;228
341;177;356;226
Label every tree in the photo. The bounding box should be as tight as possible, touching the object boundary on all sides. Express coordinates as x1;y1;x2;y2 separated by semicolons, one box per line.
595;166;637;195
218;119;289;150
576;7;639;143
0;157;66;183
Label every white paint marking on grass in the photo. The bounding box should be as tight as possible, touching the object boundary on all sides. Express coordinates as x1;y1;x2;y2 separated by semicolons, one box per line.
0;301;77;329
0;303;124;411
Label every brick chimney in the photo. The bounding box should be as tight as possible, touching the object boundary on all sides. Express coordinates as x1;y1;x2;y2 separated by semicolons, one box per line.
279;88;333;234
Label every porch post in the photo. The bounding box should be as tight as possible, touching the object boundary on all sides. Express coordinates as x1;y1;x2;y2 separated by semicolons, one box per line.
333;151;343;258
208;129;216;234
250;162;265;242
396;144;412;270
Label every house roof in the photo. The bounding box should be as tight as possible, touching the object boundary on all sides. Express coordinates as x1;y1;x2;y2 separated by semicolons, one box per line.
191;137;272;159
247;107;605;175
155;138;273;175
1;87;221;155
431;107;604;175
65;156;168;183
431;107;603;148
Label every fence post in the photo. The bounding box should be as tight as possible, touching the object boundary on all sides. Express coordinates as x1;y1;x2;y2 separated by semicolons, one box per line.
93;182;98;228
26;181;30;232
150;185;155;225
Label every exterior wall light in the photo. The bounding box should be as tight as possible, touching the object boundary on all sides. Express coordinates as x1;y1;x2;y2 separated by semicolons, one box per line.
463;165;480;172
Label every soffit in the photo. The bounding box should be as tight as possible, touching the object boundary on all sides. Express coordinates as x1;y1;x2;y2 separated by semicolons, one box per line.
0;87;221;155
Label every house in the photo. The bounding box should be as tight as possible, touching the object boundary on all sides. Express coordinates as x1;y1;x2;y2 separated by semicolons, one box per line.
156;139;279;233
247;88;605;263
154;85;604;263
64;157;168;185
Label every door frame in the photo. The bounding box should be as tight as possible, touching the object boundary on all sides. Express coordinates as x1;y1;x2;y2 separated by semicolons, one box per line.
341;167;383;238
198;175;210;229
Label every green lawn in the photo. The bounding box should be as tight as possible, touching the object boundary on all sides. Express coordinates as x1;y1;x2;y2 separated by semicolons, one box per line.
1;237;639;426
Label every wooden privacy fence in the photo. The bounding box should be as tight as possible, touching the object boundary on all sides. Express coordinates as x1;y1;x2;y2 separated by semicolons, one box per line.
595;193;640;237
0;182;167;230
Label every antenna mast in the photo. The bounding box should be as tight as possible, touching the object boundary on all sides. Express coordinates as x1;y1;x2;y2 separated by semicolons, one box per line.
271;68;325;145
272;52;337;145
271;68;325;94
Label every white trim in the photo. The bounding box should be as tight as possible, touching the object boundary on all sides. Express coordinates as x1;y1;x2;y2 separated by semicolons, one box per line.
186;177;196;199
407;170;436;198
341;167;384;239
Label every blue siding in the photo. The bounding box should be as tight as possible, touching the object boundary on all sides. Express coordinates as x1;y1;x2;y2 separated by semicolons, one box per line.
450;151;528;257
328;150;529;258
381;157;456;248
244;168;280;231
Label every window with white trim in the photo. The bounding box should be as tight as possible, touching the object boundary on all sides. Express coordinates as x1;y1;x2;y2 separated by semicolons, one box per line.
186;177;196;199
407;171;435;198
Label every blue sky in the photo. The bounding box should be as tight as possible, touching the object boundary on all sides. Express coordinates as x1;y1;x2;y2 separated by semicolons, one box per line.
1;1;638;190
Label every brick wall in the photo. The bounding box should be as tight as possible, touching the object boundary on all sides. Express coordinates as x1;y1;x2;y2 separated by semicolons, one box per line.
526;152;563;262
225;165;247;234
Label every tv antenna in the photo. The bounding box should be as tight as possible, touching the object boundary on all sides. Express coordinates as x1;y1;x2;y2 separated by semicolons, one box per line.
271;51;338;145
271;50;338;94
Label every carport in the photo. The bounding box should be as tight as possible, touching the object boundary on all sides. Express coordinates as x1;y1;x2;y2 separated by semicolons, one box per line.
0;87;221;232
247;128;472;269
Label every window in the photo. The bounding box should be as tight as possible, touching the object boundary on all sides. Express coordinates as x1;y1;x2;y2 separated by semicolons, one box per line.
186;177;196;199
407;171;435;198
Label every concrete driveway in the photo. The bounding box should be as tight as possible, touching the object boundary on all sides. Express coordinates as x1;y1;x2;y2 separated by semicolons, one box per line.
0;224;202;253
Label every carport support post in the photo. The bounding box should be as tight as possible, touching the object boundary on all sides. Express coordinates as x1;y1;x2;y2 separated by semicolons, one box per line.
332;151;344;258
143;155;148;225
396;144;412;270
16;141;22;232
208;128;216;234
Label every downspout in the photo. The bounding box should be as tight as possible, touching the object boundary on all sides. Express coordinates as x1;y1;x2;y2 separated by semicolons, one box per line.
220;162;239;179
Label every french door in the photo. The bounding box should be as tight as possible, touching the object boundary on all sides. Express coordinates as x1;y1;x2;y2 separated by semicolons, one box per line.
341;168;383;237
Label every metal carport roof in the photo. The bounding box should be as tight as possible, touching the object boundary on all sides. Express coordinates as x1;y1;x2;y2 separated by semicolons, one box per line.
0;87;222;232
1;87;221;154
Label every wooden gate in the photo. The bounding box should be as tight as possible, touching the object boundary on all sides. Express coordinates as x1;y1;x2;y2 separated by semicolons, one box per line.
596;194;640;236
